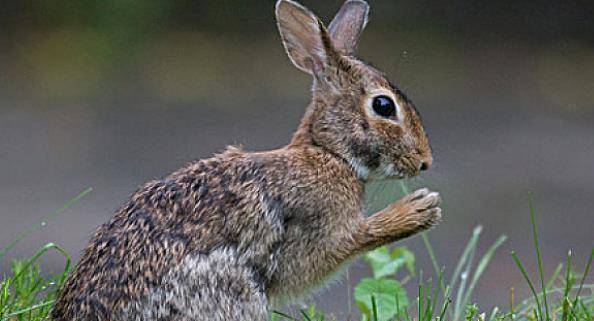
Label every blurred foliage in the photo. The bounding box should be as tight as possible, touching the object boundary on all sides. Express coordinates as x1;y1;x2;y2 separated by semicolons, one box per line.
0;0;592;109
4;0;592;38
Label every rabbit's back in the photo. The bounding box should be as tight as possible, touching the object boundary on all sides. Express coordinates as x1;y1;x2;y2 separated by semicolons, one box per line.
52;148;285;321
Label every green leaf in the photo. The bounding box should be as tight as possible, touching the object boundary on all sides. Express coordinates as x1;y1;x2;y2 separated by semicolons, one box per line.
364;247;393;279
391;247;416;276
364;247;415;279
354;278;409;321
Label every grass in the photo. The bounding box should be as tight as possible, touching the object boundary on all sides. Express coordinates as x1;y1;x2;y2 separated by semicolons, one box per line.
1;187;593;321
0;189;90;321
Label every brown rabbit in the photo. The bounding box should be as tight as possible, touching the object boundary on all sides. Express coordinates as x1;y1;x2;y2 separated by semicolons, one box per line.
52;1;441;320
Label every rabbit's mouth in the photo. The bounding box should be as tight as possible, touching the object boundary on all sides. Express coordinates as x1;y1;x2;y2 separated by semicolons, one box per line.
391;160;423;179
368;162;414;180
392;167;418;180
382;164;406;179
347;154;421;181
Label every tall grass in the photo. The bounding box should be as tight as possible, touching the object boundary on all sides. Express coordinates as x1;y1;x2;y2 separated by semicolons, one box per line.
0;189;91;321
510;194;594;321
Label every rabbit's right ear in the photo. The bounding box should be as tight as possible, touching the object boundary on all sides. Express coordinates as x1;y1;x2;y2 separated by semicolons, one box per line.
275;0;332;75
328;0;369;55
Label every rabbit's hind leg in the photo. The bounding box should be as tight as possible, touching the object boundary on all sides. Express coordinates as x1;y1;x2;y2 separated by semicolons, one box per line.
161;248;269;321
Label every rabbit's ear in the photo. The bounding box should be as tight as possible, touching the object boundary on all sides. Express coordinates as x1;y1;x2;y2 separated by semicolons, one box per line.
276;0;333;75
328;0;369;55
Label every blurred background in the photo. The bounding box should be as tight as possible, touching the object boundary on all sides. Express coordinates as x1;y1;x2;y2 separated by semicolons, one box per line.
1;0;593;316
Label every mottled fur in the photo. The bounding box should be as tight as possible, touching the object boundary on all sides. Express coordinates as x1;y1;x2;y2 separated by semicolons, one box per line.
52;1;441;320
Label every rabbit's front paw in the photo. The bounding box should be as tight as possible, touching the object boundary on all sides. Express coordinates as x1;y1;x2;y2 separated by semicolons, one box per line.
393;188;442;230
364;188;442;248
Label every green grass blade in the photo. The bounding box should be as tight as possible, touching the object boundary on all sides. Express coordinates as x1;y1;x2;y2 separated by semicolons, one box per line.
461;235;507;308
299;309;313;321
398;181;410;195
1;300;55;320
488;306;499;321
545;262;563;291
422;277;434;321
579;300;592;320
514;284;594;316
511;250;543;321
454;234;479;321
6;243;71;311
418;272;424;321
570;247;594;317
12;243;71;283
371;294;379;321
395;289;402;321
439;297;451;321
431;267;445;319
272;310;299;321
449;226;482;320
561;251;572;321
528;193;549;321
422;232;445;292
0;187;92;261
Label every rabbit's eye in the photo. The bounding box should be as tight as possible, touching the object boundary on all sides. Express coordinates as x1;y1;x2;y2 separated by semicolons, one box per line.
372;95;396;118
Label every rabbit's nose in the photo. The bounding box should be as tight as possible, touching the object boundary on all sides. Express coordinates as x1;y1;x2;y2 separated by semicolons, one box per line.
420;162;429;171
419;156;433;171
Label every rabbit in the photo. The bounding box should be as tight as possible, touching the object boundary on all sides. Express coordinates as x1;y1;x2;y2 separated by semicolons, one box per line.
51;0;441;320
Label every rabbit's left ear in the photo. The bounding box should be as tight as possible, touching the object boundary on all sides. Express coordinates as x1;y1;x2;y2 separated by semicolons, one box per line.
328;0;369;55
276;0;334;75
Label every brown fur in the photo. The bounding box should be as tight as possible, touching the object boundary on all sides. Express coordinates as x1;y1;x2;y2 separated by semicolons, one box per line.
52;1;441;320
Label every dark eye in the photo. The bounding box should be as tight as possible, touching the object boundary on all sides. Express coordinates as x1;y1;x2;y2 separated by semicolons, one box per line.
372;95;396;118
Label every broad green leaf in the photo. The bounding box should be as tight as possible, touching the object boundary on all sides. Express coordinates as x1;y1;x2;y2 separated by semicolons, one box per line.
354;278;409;321
391;247;416;276
364;247;393;278
364;247;415;279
